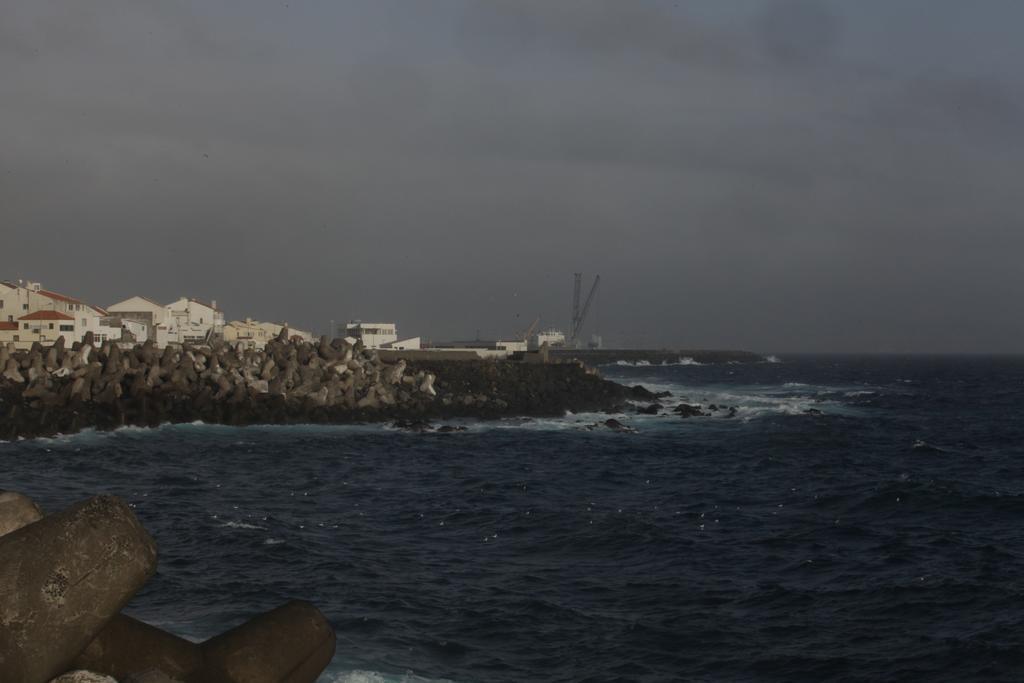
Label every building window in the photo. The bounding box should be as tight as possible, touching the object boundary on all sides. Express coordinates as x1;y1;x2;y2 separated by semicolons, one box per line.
0;300;3;308
23;323;28;329
49;323;54;330
22;304;27;310
60;325;74;332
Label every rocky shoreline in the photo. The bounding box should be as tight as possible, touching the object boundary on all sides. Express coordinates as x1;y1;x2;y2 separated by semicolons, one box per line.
0;333;653;440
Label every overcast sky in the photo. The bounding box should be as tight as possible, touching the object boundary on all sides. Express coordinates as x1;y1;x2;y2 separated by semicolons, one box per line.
2;1;1022;352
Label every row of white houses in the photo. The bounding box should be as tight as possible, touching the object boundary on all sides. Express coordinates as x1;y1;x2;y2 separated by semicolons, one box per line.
0;280;312;350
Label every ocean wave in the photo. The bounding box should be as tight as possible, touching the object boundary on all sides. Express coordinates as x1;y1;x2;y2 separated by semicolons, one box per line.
912;440;947;454
611;357;703;367
764;355;782;364
219;520;266;530
328;671;455;683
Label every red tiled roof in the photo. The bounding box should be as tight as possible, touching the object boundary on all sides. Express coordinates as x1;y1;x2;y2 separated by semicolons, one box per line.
189;298;220;311
0;321;17;330
38;289;86;306
19;310;74;321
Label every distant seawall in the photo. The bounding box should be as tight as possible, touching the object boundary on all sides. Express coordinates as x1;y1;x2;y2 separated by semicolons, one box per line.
0;336;656;440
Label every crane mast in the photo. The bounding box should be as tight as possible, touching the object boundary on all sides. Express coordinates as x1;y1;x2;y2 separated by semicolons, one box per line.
570;273;600;347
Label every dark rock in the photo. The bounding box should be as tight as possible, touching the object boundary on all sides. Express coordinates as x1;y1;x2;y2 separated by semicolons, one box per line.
636;403;660;415
629;385;656;399
393;419;434;432
436;424;468;433
604;418;636;433
674;403;708;418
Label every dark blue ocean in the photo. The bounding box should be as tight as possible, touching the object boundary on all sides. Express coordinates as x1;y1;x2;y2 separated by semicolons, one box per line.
3;355;1024;682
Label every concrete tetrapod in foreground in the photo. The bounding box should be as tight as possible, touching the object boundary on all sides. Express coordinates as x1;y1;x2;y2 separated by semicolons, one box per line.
193;601;337;683
71;603;336;683
0;496;158;683
70;614;204;680
0;491;338;682
0;490;44;537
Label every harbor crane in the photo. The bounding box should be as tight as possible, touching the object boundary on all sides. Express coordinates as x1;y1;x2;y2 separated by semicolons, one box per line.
519;316;540;343
569;273;600;347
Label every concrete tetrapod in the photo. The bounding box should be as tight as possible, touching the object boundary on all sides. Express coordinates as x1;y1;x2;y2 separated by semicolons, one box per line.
71;614;203;681
193;600;336;683
0;496;158;683
49;672;118;683
0;490;44;537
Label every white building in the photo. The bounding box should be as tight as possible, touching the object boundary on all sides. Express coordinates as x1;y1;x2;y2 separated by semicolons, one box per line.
496;340;528;353
0;320;18;345
385;336;421;350
1;280;108;347
534;329;566;348
224;319;272;349
101;317;148;345
0;281;31;323
106;296;169;339
13;310;78;348
256;321;314;344
108;295;223;346
345;322;398;349
166;297;224;336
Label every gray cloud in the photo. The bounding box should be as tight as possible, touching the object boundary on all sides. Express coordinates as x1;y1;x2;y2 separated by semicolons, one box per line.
1;1;1022;352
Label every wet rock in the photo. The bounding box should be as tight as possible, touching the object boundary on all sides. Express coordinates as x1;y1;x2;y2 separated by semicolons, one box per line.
804;408;823;416
604;418;636;433
636;403;660;415
393;419;434;432
674;403;708;418
436;424;467;433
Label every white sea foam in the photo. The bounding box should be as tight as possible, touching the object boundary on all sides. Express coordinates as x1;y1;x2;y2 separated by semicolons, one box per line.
220;520;265;530
764;355;782;363
612;357;702;367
